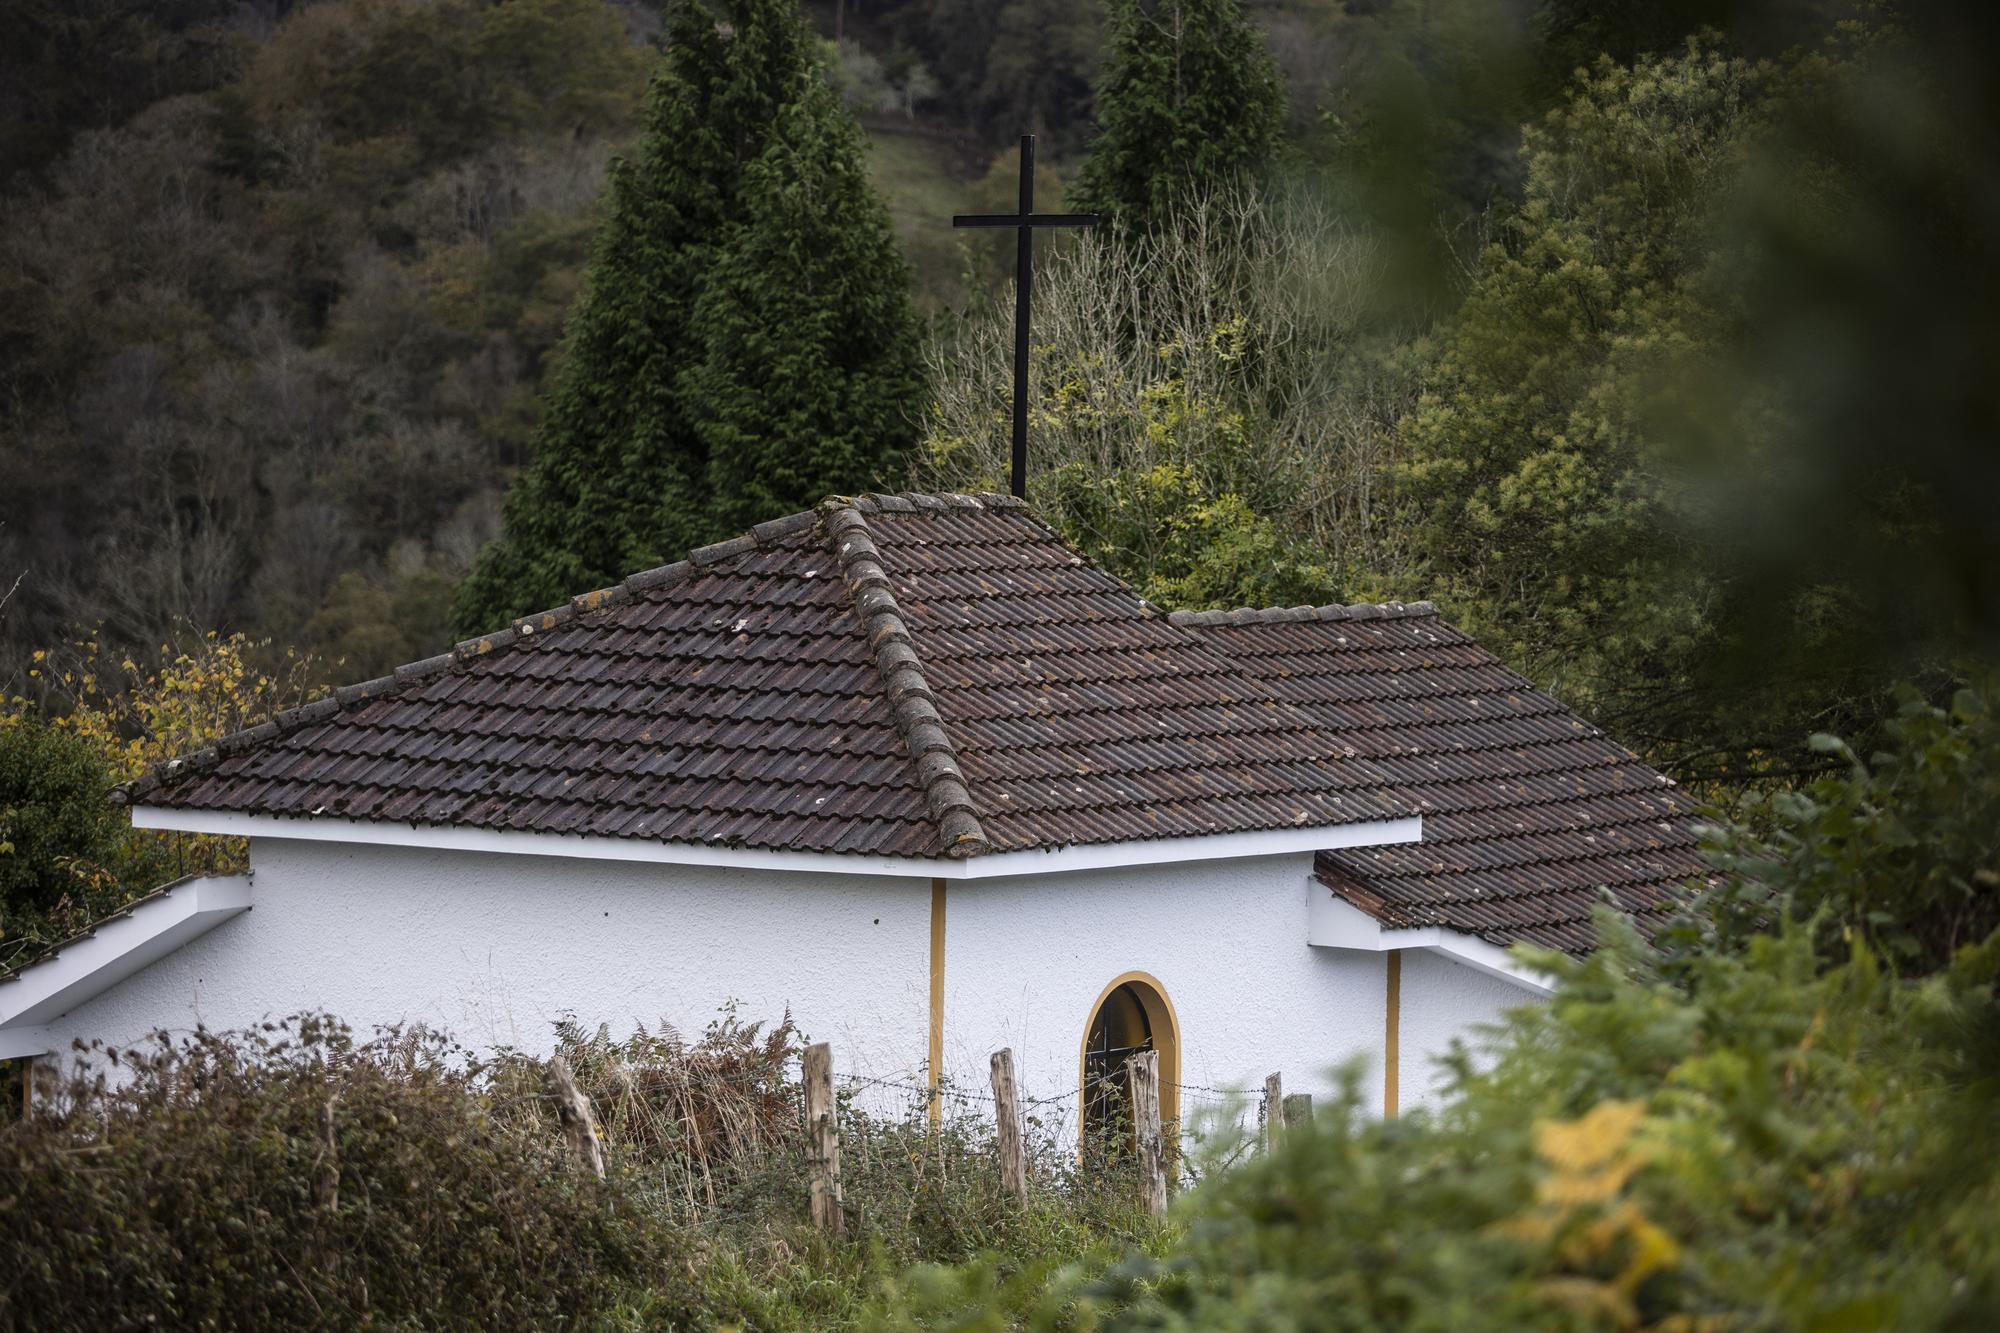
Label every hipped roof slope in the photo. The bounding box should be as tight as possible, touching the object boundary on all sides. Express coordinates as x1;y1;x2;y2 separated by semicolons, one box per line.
118;494;1416;859
1174;605;1717;955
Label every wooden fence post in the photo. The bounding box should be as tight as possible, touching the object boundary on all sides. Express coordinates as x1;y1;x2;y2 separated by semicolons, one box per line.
1128;1049;1167;1218
547;1055;605;1181
1262;1072;1283;1152
990;1048;1027;1201
804;1041;844;1237
1282;1092;1313;1130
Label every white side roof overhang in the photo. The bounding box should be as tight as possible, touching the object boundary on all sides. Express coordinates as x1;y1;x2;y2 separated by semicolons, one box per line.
130;806;1421;882
1307;886;1556;996
0;873;253;1057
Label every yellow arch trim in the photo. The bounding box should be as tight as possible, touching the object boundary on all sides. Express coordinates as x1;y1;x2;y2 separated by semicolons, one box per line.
1076;970;1181;1150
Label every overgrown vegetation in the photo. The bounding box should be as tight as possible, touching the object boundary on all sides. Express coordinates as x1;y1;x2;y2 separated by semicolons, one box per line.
0;1009;1158;1331
921;187;1401;609
2;1018;714;1329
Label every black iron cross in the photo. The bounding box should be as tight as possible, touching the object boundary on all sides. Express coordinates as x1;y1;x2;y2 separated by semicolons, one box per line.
954;134;1098;499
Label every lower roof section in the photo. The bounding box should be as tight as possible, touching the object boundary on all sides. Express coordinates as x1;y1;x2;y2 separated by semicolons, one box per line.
1176;602;1714;956
0;872;253;1056
131;805;1421;881
1307;888;1557;996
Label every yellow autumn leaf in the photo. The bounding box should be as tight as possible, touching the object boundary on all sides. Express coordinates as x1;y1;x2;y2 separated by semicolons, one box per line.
1535;1275;1640;1327
1543;1159;1644;1207
1537;1099;1646;1172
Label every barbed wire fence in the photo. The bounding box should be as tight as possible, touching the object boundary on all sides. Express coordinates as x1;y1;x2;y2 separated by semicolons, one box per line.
34;1014;1298;1242
506;1028;1295;1239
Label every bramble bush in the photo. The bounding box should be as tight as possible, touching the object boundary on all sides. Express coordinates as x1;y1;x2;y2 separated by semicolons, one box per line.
0;1019;702;1330
0;1008;1160;1331
921;186;1408;613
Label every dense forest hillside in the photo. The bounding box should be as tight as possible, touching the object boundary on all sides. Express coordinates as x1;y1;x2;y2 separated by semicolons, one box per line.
0;1;1059;690
0;0;1624;691
1;0;652;688
3;0;1993;789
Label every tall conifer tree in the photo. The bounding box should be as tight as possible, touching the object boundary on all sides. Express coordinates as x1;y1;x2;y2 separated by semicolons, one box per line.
1076;0;1283;235
454;0;921;634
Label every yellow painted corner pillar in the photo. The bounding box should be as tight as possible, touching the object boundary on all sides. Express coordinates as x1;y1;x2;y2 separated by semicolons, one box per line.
928;878;947;1126
1384;949;1402;1117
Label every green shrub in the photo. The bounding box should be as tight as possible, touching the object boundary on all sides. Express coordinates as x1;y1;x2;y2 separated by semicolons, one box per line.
1686;675;2000;976
0;1008;1161;1331
872;917;2000;1331
0;718;118;949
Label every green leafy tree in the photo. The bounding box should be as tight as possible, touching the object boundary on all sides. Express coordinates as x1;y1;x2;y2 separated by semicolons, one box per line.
0;718;117;941
687;92;926;539
1075;0;1284;235
1398;22;1996;788
1395;42;1759;775
454;0;922;633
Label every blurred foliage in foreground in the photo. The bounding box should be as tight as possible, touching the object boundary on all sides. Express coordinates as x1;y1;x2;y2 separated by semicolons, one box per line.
872;675;2000;1330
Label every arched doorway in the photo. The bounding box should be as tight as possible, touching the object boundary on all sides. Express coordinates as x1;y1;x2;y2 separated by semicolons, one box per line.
1078;972;1180;1156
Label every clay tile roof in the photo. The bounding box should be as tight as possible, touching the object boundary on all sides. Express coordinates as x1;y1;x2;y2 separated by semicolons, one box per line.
117;495;1416;861
1172;605;1719;955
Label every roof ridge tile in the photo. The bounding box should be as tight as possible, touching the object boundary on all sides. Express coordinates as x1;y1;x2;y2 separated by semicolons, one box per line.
688;534;759;566
819;498;992;858
845;490;1027;514
1167;600;1438;628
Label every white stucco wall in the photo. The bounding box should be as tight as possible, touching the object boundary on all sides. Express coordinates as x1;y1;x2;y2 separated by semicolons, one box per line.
48;838;933;1080
938;853;1394;1142
37;838;1541;1137
1395;946;1535;1112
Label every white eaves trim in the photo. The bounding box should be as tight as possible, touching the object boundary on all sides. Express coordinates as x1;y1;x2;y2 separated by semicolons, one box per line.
0;1026;53;1061
1306;887;1557;996
0;873;254;1054
130;806;1421;882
